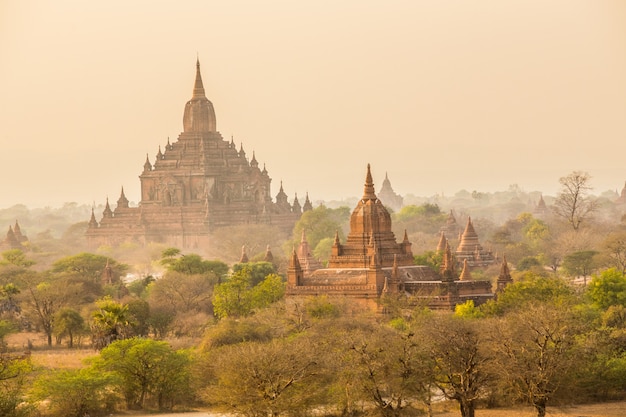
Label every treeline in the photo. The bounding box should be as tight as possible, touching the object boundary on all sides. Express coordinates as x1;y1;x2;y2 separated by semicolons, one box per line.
2;244;626;417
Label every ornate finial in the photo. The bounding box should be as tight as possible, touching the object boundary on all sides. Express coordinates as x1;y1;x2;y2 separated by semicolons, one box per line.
333;230;340;245
362;164;377;201
192;58;206;99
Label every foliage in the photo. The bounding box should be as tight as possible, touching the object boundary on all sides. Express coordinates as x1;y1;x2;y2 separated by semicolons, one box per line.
0;250;35;269
91;296;134;349
454;300;485;319
483;273;578;316
345;325;435;416
517;256;542;271
292;205;349;252
31;367;118;417
562;250;599;278
53;307;86;348
600;232;626;274
425;314;494;417
393;204;447;234
148;271;217;315
587;268;626;310
213;268;285;319
94;338;192;410
203;337;321;417
160;248;228;279
232;261;276;286
413;250;442;272
17;272;82;346
0;355;32;417
52;252;127;282
491;303;583;417
201;318;274;349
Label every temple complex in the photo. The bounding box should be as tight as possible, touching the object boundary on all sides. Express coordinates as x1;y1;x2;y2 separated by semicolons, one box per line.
286;165;496;310
87;60;307;248
377;172;403;211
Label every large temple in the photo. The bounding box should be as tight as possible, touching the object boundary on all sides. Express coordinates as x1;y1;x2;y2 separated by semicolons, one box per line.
286;165;497;310
87;60;308;248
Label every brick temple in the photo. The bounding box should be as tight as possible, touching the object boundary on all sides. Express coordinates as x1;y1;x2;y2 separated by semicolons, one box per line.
87;60;308;248
287;165;497;310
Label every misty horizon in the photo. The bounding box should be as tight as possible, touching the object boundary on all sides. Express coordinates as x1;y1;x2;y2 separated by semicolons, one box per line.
1;1;625;209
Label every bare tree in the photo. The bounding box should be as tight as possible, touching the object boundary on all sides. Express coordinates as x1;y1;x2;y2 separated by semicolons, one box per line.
553;171;597;231
491;303;582;417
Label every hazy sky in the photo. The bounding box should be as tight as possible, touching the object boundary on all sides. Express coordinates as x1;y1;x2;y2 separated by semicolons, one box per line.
1;0;625;208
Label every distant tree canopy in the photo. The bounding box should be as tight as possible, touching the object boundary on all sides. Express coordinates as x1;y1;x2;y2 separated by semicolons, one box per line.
393;203;446;234
292;205;350;253
51;252;127;282
160;248;228;279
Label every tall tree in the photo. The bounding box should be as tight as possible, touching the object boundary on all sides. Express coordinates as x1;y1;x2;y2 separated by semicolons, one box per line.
204;337;321;417
18;272;81;346
94;338;192;410
491;303;582;417
553;171;597;231
425;315;494;417
91;297;133;349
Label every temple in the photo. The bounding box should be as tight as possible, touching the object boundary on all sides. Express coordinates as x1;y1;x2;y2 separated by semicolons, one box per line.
286;165;496;310
377;172;403;211
454;217;495;267
87;60;308;248
2;221;28;250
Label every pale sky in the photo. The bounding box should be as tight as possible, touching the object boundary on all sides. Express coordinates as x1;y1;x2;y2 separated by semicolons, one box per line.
1;0;625;208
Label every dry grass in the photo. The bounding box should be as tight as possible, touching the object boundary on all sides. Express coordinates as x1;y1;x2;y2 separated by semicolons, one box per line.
5;331;97;369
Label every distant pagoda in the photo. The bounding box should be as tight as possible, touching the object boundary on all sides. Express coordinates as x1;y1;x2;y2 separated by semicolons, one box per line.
87;60;309;248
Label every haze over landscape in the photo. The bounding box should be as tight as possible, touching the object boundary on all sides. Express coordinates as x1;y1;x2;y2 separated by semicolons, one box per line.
1;0;625;208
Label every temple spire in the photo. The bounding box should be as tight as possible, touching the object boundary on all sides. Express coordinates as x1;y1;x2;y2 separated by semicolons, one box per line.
362;163;377;201
192;58;206;99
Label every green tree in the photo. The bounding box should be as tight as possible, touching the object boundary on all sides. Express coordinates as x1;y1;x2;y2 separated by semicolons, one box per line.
53;307;86;348
232;261;276;286
553;171;597;231
213;268;285;319
91;297;133;349
31;367;117;417
483;273;578;316
52;252;127;282
18;272;81;346
562;250;599;280
587;268;626;310
95;338;192;410
0;354;33;417
292;205;350;251
160;248;228;279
